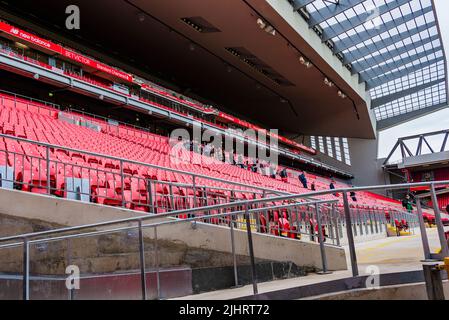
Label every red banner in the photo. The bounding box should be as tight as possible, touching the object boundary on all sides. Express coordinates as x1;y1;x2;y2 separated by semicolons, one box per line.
217;112;316;155
62;49;133;82
0;21;62;53
0;21;133;83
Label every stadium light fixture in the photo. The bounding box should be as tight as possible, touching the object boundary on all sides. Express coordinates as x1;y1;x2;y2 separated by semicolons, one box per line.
137;12;145;22
256;18;276;36
324;77;334;87
15;42;28;49
299;56;313;69
338;90;347;99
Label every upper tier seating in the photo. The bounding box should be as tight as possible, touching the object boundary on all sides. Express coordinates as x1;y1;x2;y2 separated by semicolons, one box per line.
0;93;408;214
429;193;449;211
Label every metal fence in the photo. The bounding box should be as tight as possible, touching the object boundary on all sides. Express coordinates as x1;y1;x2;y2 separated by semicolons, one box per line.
0;131;418;247
0;180;447;300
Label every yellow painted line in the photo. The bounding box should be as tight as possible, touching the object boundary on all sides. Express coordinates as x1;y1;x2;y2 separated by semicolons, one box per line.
359;235;419;252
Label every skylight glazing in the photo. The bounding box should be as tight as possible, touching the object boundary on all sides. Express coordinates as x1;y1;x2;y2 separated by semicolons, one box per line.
289;0;448;125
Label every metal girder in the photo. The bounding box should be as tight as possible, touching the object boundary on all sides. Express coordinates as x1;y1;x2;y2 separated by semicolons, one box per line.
367;56;445;89
371;78;446;109
383;129;449;164
322;0;411;41
402;141;414;157
422;136;435;154
387;129;449;142
416;136;423;156
352;34;440;74
360;47;443;82
333;6;434;54
441;132;449;153
383;140;400;165
377;102;449;131
291;0;315;11
308;0;366;27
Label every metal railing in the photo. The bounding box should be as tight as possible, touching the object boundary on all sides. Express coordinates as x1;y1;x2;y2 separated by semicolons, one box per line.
0;181;446;300
0;132;295;202
0;128;406;214
0;89;164;139
0;196;339;300
0;129;414;248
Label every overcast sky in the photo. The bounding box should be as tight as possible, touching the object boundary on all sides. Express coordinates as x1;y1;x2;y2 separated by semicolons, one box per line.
377;0;449;160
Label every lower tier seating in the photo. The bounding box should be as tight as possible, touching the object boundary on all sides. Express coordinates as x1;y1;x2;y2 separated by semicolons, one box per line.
0;92;412;216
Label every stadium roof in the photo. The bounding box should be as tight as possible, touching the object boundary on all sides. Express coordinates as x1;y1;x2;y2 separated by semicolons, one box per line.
290;0;448;129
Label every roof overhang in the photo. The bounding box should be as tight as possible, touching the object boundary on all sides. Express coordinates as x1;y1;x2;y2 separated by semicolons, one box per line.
288;0;448;130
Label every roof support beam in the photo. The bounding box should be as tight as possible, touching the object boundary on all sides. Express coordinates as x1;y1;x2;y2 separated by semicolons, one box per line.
371;79;446;109
422;136;435;154
383;140;400;165
352;34;440;73
377;103;449;131
416;136;423;156
333;6;434;54
441;132;449;153
308;0;366;27
291;0;315;11
367;56;445;89
402;141;414;157
361;47;443;82
322;0;411;41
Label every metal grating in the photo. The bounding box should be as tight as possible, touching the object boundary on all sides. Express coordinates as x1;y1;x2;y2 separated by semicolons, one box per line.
288;0;448;126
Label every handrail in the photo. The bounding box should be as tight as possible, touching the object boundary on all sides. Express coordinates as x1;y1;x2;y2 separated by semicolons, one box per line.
0;199;340;249
3;126;445;206
0;88;161;137
0;132;294;196
0;180;444;244
0;88;59;109
155;179;265;195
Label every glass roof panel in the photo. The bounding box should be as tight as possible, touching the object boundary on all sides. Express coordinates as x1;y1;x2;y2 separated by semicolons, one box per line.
288;0;448;125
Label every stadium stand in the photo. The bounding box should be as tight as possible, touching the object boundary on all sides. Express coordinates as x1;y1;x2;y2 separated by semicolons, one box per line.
0;91;407;216
0;0;448;301
0;17;443;237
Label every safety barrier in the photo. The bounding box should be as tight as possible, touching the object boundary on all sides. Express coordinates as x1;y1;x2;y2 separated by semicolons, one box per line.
0;180;447;300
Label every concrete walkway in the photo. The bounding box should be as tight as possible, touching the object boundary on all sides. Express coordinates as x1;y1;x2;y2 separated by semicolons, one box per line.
172;227;448;300
356;226;447;274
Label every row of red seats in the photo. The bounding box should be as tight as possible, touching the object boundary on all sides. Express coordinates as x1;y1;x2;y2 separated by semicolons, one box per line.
0;92;407;214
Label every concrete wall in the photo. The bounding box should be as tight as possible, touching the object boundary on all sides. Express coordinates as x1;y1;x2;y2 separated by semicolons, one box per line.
263;0;367;102
348;137;387;189
0;188;347;271
294;136;353;179
152;221;347;271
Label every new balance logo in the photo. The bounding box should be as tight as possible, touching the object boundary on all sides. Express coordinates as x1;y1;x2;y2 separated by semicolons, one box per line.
66;5;81;30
